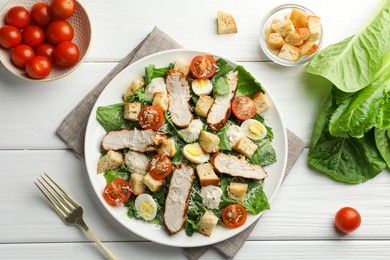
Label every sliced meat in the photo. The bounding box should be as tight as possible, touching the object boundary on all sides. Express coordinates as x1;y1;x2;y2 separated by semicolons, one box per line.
166;70;193;128
101;129;167;152
164;163;195;234
207;71;238;131
210;153;268;180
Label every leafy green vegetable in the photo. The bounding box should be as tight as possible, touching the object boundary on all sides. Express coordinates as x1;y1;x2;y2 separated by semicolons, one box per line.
164;112;188;142
96;103;138;132
213;76;230;95
103;168;129;184
213;58;234;80
185;178;205;236
217;122;232;151
306;0;390;92
235;65;264;98
375;128;390;167
249;140;277;166
145;64;172;86
127;87;152;106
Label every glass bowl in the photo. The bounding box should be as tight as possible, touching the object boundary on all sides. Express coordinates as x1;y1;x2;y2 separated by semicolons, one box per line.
259;4;323;66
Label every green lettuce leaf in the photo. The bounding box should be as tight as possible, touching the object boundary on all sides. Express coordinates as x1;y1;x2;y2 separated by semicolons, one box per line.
103;168;129;184
217;122;232;151
235;65;264;98
249;140;277;166
213;76;230;95
375;128;390;167
213;58;234;80
96;103;138;132
145;64;172;86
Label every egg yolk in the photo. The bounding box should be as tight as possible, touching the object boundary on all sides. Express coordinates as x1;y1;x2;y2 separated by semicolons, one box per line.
186;144;202;156
138;201;154;218
194;79;208;89
248;122;265;137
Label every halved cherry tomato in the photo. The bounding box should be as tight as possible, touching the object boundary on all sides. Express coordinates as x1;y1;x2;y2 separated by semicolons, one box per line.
0;25;22;48
50;0;75;20
148;154;173;179
46;20;74;46
222;204;247;228
54;41;79;67
36;44;55;64
26;56;52;79
103;178;132;206
12;44;35;69
6;6;31;29
31;2;51;27
190;55;217;79
138;106;164;130
22;25;45;49
231;96;256;120
335;207;361;233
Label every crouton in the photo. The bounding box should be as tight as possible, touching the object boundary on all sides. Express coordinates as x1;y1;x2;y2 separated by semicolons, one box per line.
197;211;219;237
271;19;295;38
199;131;220;154
233;136;258;158
143;172;164;192
308;16;321;41
130;173;146;195
267;33;284;50
123;77;145;102
195;95;214;117
285;28;310;46
300;41;319;55
157;138;176;157
173;59;190;77
278;44;300;62
152;92;169;112
97;151;123;174
123;102;141;121
196;163;220;187
290;8;309;29
252;92;269;115
217;11;238;34
227;182;248;202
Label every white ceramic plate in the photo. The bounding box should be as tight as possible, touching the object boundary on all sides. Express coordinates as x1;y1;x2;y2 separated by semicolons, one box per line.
84;49;287;247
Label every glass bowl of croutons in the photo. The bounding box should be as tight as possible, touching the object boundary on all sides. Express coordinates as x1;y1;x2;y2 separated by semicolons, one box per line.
260;4;323;66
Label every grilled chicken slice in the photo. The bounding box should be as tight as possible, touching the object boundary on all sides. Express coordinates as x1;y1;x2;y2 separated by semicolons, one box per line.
207;71;238;131
101;129;167;152
210;153;268;180
166;70;193;128
164;163;195;234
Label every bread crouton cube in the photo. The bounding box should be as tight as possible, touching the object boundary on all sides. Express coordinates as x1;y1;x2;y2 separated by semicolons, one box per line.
97;151;123;173
284;31;304;46
152;92;169;112
123;77;145;102
217;11;238;34
130;173;146;195
252;92;269;115
199;131;220;154
196;95;214;117
233;136;258;158
157;138;176;157
308;16;321;41
300;41;319;56
271;19;295;38
196;163;220;187
173;59;190;77
123;102;141;121
297;28;310;41
290;8;309;29
197;211;219;237
227;182;248;202
143;172;164;192
278;44;300;62
267;33;284;50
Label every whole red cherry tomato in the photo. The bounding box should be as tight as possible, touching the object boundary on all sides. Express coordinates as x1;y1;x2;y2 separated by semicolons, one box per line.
31;2;51;27
11;44;35;69
22;25;45;49
50;0;75;20
335;207;361;233
36;44;55;64
26;56;52;79
46;20;74;46
54;41;79;67
6;6;31;29
0;25;22;48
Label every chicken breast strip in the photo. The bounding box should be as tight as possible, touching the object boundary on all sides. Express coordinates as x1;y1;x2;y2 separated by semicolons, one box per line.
166;70;193;128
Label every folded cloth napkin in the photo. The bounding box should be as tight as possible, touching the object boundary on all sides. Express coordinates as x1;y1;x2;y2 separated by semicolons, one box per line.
56;27;306;259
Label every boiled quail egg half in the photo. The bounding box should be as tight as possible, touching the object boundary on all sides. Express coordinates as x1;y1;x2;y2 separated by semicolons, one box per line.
134;194;157;221
182;143;210;164
240;119;267;140
192;79;213;96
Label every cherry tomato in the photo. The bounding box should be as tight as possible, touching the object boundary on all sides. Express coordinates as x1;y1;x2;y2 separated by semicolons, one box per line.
11;44;35;69
46;20;74;46
26;56;52;79
5;6;31;29
50;0;75;20
138;106;164;130
148;154;173;179
190;55;217;79
222;204;247;228
54;41;79;67
335;207;361;233
0;25;22;48
231;96;256;120
31;2;51;27
22;25;45;49
36;44;55;64
103;178;132;206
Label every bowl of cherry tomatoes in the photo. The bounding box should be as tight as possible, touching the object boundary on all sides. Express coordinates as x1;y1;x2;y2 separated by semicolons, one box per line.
0;0;91;81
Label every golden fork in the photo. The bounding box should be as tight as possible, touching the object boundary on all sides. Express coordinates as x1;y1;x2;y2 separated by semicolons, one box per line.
35;173;117;260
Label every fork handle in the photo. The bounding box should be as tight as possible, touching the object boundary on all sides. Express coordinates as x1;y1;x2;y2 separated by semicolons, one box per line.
77;219;118;260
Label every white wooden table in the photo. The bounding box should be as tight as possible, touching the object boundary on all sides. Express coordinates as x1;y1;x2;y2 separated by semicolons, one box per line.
1;0;389;259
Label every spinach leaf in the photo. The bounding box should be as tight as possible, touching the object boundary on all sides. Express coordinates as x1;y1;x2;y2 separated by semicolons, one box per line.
103;168;129;184
249;140;277;166
145;64;171;86
375;128;390;167
306;0;390;92
96;103;138;132
235;65;265;98
213;76;230;95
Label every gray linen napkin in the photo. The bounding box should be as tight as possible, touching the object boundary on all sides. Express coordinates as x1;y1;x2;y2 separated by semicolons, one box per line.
56;27;306;259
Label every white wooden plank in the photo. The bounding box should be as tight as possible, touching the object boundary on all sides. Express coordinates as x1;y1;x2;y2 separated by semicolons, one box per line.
1;241;390;260
1;149;389;243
